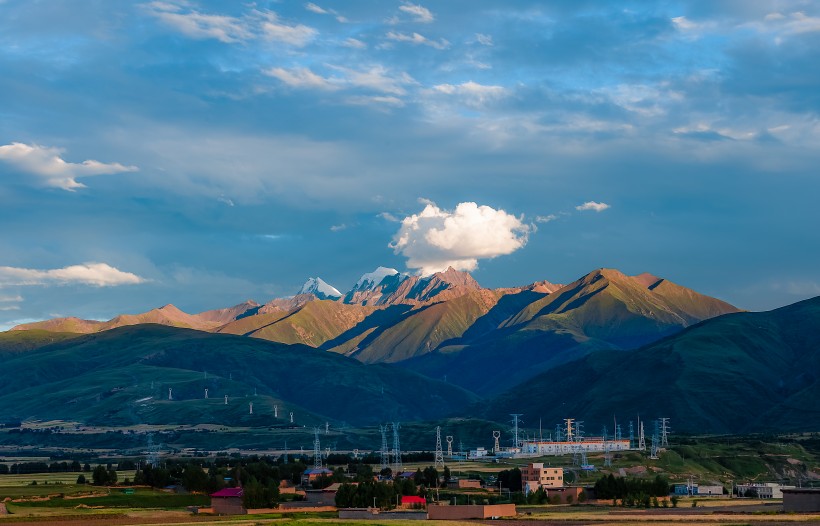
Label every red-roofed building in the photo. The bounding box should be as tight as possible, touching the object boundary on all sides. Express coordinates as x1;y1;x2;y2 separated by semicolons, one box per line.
400;495;426;509
210;487;246;515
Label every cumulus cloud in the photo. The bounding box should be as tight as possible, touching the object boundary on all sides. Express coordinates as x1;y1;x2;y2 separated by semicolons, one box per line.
386;31;449;49
391;201;531;275
0;263;145;287
328;64;416;95
259;12;317;46
576;201;611;212
399;3;434;23
0;142;137;191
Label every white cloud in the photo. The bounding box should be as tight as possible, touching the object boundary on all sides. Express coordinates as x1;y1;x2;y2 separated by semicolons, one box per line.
386;31;449;49
399;3;434;23
144;2;253;43
343;37;367;49
345;95;405;108
304;3;347;23
391;201;531;275
259;12;317;46
330;223;347;232
0;294;23;302
0;142;138;191
575;201;611;212
0;306;20;311
305;3;328;15
144;3;317;47
264;67;339;90
474;33;494;46
0;263;145;287
535;214;558;223
217;195;235;206
379;212;401;222
328;64;416;95
432;81;506;106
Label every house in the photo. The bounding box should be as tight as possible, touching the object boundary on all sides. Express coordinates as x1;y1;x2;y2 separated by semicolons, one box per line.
301;467;334;487
210;487;246;515
521;463;563;492
400;495;426;509
446;478;482;489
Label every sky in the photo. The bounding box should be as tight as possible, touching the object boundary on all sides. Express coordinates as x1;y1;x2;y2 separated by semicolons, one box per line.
1;0;819;329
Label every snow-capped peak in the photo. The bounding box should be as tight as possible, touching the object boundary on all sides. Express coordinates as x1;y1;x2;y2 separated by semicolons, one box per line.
298;277;342;299
354;266;400;290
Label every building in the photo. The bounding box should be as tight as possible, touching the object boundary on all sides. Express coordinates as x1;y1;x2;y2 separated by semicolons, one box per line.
428;504;516;520
468;447;489;460
400;495;426;509
447;478;482;489
521;438;631;456
783;488;820;512
301;467;334;487
210;487;246;515
672;483;724;496
521;463;563;492
736;483;794;499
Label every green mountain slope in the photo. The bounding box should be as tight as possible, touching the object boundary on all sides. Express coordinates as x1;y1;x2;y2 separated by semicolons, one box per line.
0;325;477;427
483;296;820;434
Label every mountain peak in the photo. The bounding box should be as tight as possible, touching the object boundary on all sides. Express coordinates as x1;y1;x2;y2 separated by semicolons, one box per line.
429;267;480;288
353;267;400;291
298;277;342;300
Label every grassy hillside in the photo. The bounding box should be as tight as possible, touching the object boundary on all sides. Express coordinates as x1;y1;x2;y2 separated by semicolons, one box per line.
0;330;81;356
483;296;820;434
0;325;477;427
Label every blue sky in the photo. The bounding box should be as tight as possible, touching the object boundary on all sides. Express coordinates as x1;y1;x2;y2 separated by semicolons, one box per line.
1;0;819;328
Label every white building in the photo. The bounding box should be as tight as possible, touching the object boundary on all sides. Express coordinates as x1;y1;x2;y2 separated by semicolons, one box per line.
737;483;795;499
521;437;631;455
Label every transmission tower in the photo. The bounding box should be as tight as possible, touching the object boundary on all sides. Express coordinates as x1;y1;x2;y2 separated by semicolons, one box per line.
379;425;389;471
616;424;622;441
555;423;563;443
564;418;575;442
650;431;659;459
510;414;523;448
492;430;501;453
602;426;612;467
629;421;634;449
572;420;585;466
434;427;444;468
168;388;173;400
638;420;646;451
313;428;322;469
392;422;402;473
659;418;670;447
446;436;453;457
283;440;288;464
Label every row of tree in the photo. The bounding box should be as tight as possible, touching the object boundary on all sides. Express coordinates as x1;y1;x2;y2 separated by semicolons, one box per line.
594;474;670;500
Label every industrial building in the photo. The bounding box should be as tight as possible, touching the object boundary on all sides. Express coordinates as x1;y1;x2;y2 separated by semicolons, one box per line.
782;488;820;512
521;437;631;455
736;482;794;499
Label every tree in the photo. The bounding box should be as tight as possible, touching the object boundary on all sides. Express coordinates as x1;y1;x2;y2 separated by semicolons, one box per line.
76;474;87;485
442;465;451;486
92;465;112;486
182;464;209;492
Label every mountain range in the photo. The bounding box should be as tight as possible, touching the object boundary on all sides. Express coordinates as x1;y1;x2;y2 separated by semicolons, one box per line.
11;266;739;395
2;265;819;435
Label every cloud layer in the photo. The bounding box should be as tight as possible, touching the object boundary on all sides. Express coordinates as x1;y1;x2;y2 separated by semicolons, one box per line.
0;143;137;190
391;201;531;275
0;263;145;287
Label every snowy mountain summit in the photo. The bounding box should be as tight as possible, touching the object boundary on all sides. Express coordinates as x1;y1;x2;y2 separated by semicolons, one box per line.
298;277;342;299
353;267;400;291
